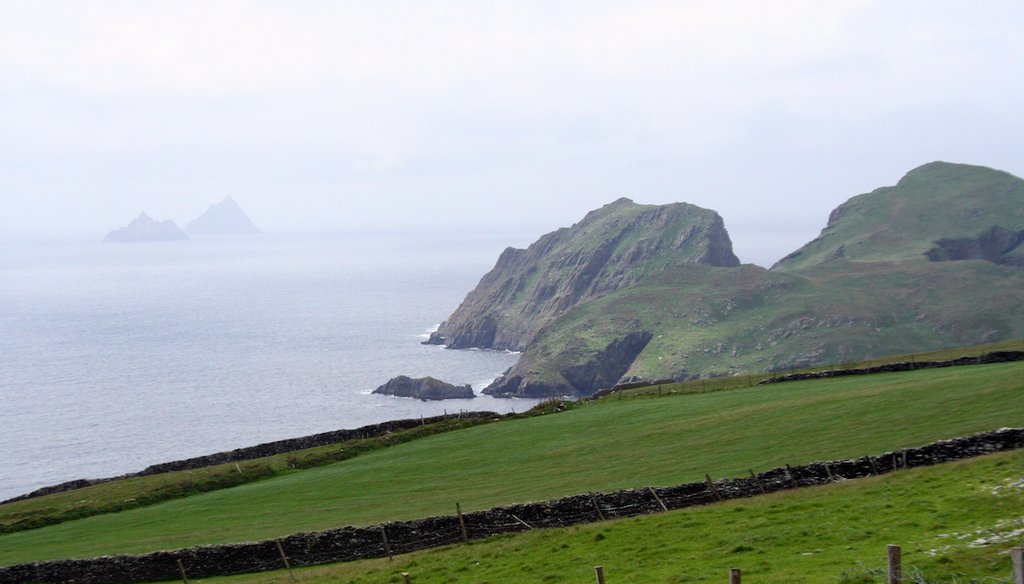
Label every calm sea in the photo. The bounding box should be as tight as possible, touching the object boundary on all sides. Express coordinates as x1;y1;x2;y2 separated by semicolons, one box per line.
0;231;533;501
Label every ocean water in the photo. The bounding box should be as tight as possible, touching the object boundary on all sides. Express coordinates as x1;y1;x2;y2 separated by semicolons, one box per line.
0;231;533;501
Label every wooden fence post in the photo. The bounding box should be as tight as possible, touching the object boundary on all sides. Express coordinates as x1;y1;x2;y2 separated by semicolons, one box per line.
705;474;722;501
275;540;296;582
456;503;469;542
380;526;393;561
402;572;412;584
887;544;901;584
594;565;606;584
748;469;766;493
590;492;606;521
785;465;799;488
1012;547;1023;584
729;568;741;583
176;559;189;584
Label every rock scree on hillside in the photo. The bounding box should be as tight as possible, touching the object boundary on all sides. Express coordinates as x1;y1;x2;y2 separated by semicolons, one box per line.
373;376;475;400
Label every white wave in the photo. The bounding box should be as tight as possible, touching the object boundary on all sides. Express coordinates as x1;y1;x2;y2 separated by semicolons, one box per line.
417;323;442;339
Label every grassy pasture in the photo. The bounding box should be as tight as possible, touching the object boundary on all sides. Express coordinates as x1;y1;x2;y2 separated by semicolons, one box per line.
0;417;495;534
0;360;1021;566
200;449;1024;584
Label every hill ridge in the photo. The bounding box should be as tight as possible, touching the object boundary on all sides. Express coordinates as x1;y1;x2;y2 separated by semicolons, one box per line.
432;162;1024;397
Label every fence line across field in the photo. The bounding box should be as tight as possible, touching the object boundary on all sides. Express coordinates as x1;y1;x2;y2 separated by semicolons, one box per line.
388;546;1024;584
5;428;1023;584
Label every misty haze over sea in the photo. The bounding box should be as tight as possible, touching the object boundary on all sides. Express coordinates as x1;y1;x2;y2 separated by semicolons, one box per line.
0;232;533;501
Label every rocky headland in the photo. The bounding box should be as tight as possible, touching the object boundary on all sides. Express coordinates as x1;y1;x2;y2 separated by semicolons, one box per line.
430;162;1024;398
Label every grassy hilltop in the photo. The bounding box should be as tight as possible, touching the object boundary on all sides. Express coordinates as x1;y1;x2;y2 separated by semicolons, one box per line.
430;162;1024;397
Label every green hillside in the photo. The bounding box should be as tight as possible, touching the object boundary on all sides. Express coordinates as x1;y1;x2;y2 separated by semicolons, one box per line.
507;259;1024;385
203;450;1024;584
433;162;1024;395
1;360;1021;566
774;162;1024;270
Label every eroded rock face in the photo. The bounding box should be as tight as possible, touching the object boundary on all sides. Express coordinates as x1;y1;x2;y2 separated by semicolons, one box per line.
483;331;654;398
926;226;1024;266
427;198;739;352
373;376;474;400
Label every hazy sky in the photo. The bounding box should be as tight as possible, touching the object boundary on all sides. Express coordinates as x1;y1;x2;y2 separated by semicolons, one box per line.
1;1;1022;266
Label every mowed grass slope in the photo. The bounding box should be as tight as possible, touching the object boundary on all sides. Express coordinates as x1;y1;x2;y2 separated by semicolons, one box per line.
1;361;1022;566
206;449;1024;584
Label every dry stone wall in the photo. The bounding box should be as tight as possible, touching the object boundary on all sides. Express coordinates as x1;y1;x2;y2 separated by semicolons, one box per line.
4;412;498;504
759;350;1024;384
3;427;1022;584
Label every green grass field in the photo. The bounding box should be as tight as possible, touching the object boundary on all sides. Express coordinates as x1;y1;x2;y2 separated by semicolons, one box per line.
1;360;1021;566
0;417;494;534
202;449;1024;584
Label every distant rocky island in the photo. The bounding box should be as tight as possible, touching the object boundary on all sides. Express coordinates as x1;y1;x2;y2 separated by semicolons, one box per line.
185;196;261;236
428;161;1024;398
373;376;475;400
103;197;260;242
102;213;189;243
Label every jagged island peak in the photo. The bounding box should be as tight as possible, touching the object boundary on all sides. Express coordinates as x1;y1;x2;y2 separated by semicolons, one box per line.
184;196;261;236
103;212;189;243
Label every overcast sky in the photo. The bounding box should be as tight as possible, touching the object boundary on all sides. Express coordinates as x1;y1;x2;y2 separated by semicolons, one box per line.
1;1;1022;266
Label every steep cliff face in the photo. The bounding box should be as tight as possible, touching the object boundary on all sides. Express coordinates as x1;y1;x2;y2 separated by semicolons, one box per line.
426;198;739;352
483;331;654;397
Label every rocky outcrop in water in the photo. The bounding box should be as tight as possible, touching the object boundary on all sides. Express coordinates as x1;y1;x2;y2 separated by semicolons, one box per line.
103;213;189;243
373;376;474;400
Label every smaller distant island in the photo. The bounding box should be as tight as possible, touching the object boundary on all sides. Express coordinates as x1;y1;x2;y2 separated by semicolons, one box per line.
185;196;261;236
103;197;260;242
373;376;475;400
103;213;189;243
